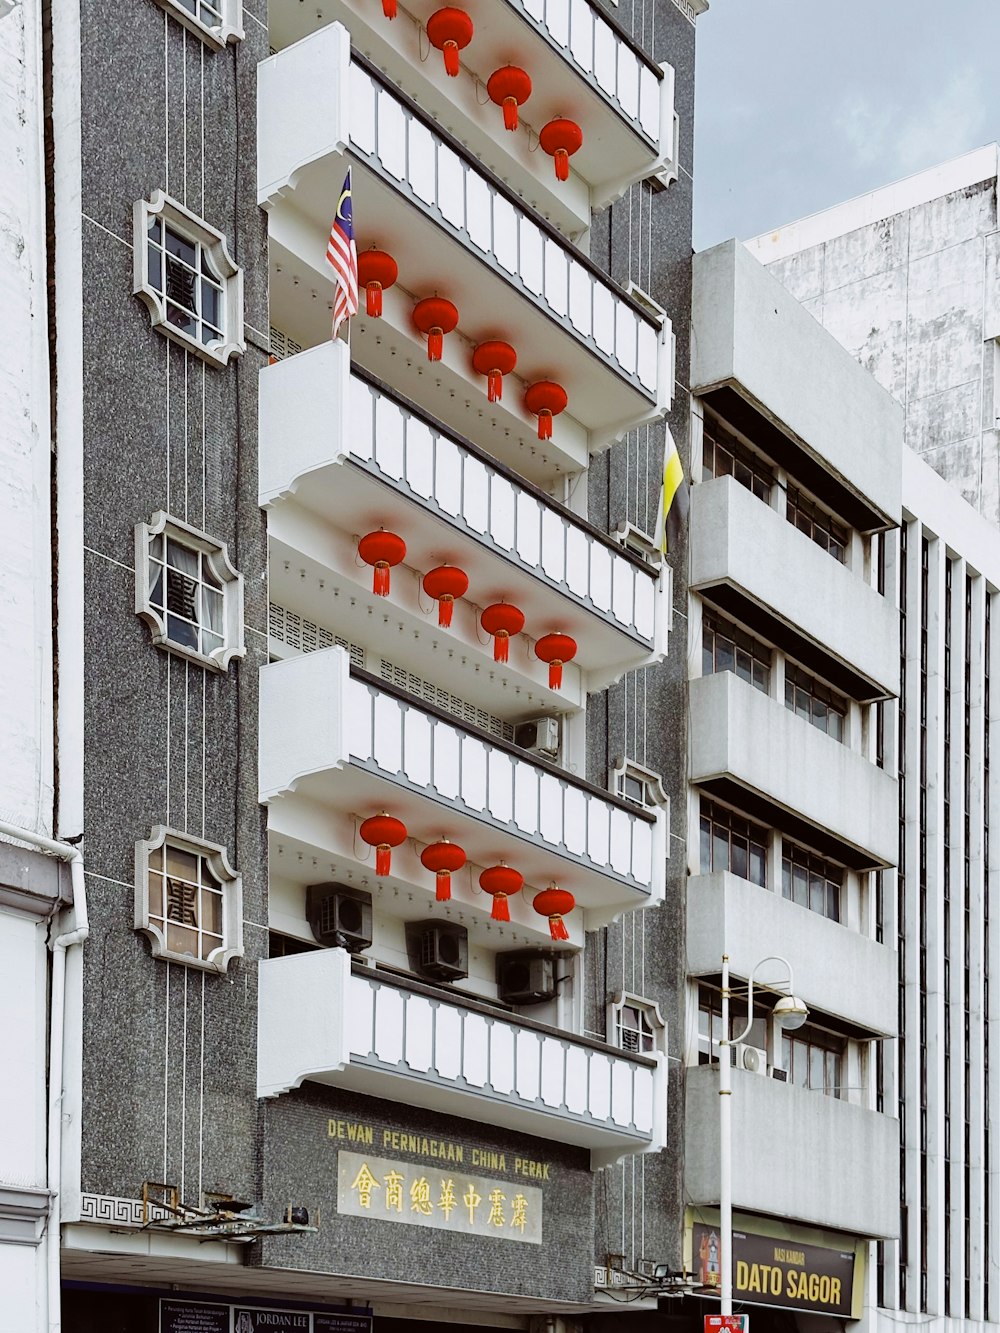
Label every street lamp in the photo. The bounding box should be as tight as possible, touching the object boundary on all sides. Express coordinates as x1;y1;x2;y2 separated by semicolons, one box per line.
718;953;808;1317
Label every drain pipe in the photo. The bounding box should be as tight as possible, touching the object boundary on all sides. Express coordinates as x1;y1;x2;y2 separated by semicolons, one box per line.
0;823;88;1333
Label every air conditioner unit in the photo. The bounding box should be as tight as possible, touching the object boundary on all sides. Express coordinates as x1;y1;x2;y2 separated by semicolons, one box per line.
306;883;373;953
405;920;469;982
496;950;557;1005
735;1043;767;1075
513;716;560;760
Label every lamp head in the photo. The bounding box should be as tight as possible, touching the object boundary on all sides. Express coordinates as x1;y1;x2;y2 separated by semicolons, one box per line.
772;994;809;1030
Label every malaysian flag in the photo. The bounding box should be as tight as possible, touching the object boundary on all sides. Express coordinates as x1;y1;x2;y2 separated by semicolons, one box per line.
326;169;359;339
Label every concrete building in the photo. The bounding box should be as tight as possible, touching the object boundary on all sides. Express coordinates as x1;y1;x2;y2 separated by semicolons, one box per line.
13;0;704;1325
681;237;904;1329
744;150;1000;1333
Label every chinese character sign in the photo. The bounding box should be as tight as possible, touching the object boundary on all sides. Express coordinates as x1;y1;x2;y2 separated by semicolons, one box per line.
337;1151;542;1244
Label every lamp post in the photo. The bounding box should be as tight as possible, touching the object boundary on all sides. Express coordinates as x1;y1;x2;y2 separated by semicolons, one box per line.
718;953;808;1317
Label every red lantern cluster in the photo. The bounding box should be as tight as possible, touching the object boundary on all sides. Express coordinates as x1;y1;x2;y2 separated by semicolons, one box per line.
360;813;408;876
357;248;398;317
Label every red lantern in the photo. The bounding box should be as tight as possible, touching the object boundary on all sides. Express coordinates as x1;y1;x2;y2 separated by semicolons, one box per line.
381;0;396;18
479;862;524;922
358;528;406;597
487;66;532;131
423;565;469;627
472;340;517;403
360;813;407;876
533;885;574;941
524;381;568;440
539;118;583;182
535;632;577;690
421;839;467;901
481;602;524;663
357;249;398;318
426;7;473;77
412;297;459;362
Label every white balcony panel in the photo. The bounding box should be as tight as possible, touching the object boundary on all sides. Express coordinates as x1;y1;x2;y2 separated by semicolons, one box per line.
689;671;897;869
259;649;668;926
267;0;676;230
692;240;902;527
259;342;667;691
685;1065;899;1238
258;949;668;1167
687;872;897;1038
691;477;899;700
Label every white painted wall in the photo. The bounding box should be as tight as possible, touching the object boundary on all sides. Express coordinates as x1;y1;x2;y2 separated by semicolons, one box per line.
0;0;53;836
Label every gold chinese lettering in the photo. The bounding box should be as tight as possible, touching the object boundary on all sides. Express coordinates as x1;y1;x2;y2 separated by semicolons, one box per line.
410;1176;433;1216
384;1169;405;1213
511;1193;528;1233
487;1188;506;1228
438;1178;457;1220
463;1182;482;1224
350;1162;380;1208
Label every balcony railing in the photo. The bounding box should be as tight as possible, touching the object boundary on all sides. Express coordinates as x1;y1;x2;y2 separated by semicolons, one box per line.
257;948;667;1167
347;55;661;398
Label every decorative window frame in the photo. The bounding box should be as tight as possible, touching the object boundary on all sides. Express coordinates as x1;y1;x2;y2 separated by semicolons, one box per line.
607;992;667;1056
153;0;243;52
610;756;669;810
135;825;243;973
135;510;245;672
133;191;244;367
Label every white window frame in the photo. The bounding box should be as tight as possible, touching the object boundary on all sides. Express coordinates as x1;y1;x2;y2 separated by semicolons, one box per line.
135;510;245;671
135;825;243;973
607;992;667;1056
153;0;243;51
609;756;669;810
133;191;244;366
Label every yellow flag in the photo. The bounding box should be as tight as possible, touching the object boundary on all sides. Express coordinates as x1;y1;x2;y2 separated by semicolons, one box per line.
654;427;689;554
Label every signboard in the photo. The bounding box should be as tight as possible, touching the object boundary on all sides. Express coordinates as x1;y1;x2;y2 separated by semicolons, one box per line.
692;1224;856;1318
705;1316;748;1333
161;1302;373;1333
337;1149;542;1243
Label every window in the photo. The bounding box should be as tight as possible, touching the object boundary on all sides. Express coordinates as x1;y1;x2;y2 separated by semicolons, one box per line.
608;993;666;1054
610;757;669;810
135;511;244;670
784;661;847;741
781;1025;844;1098
781;842;842;923
699;798;768;886
135;826;242;972
153;0;243;51
702;610;771;694
134;192;244;365
702;417;773;502
696;986;767;1065
786;486;848;562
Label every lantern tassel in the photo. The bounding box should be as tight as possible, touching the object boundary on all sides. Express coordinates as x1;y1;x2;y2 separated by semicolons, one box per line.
443;40;460;76
491;894;510;923
548;660;563;690
366;282;383;317
548;915;569;942
382;0;396;15
376;845;391;876
537;409;553;441
439;596;454;627
427;328;443;361
494;629;509;663
436;872;452;902
488;369;503;403
373;562;390;597
503;96;518;131
554;148;569;182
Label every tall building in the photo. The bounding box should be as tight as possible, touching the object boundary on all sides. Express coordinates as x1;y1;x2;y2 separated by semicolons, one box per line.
681;238;903;1329
10;0;704;1327
746;149;1000;1333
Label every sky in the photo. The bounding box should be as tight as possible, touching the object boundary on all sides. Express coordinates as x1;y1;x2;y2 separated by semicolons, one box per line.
693;0;1000;250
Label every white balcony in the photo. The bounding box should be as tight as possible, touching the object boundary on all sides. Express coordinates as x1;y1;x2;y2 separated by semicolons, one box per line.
267;0;676;234
689;671;897;870
690;476;898;701
686;1065;899;1238
258;948;667;1168
687;872;896;1039
259;27;670;459
259;647;666;930
261;342;666;704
